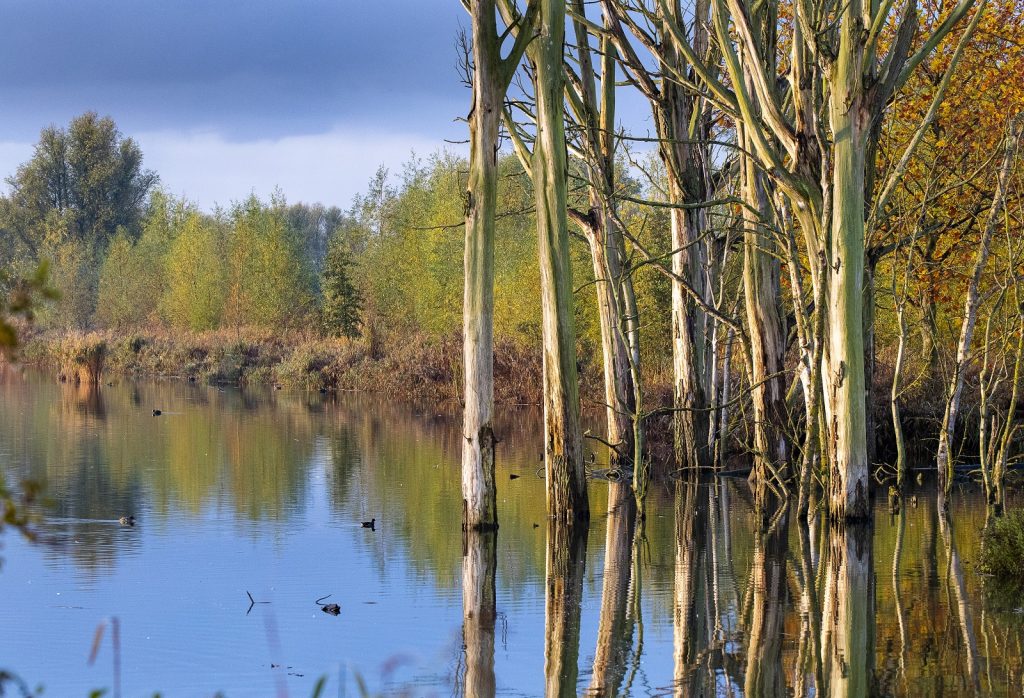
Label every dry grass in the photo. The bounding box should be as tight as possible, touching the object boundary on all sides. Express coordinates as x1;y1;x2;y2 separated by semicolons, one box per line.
18;327;565;404
50;332;108;384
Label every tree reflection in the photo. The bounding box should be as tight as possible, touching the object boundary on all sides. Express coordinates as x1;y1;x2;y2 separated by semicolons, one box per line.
820;523;875;697
545;520;587;697
587;483;636;696
672;477;724;694
744;504;790;697
938;505;980;692
461;529;497;698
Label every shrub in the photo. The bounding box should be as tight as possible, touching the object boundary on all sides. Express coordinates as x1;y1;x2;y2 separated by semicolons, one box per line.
980;509;1024;580
55;332;108;384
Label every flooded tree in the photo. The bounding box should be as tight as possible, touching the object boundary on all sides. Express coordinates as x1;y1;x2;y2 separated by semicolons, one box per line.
566;2;642;494
461;0;535;529
936;116;1022;502
601;0;716;472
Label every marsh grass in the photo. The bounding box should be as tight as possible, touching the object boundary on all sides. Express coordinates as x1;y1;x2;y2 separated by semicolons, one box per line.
52;332;107;384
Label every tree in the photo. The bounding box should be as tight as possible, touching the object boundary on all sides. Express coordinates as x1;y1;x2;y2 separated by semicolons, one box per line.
320;236;363;338
3;112;156;253
223;195;314;330
95;230;147;329
528;0;589;522
162;212;225;331
462;0;535;530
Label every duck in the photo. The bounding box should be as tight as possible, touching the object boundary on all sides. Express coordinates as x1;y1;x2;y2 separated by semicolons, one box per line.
361;518;376;530
152;409;162;416
119;515;135;526
910;495;919;507
915;472;925;485
509;474;520;480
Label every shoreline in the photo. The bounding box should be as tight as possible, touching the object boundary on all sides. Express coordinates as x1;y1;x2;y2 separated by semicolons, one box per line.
8;327;559;406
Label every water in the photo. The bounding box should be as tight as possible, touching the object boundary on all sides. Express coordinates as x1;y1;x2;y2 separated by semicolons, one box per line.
0;367;1022;696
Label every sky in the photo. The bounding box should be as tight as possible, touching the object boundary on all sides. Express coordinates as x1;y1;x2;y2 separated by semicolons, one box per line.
0;0;473;210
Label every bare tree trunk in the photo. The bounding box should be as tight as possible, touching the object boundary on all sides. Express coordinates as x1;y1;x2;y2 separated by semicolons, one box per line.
461;530;497;696
863;256;878;467
569;6;638;480
991;321;1024;514
544;520;588;697
936;117;1021;500
740;133;789;515
531;0;589;522
462;0;504;530
664;143;712;472
892;300;909;490
822;14;871;519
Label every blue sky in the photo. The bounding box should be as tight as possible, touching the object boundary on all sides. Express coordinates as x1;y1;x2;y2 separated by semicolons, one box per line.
0;0;472;209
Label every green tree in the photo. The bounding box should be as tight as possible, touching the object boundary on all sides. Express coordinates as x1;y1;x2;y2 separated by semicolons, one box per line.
3;112;157;253
320;236;363;338
95;230;144;328
162;212;225;331
224;195;314;329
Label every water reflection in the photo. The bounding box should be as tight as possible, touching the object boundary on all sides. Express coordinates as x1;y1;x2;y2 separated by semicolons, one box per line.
1;368;1023;695
545;520;588;697
461;530;497;697
587;484;636;696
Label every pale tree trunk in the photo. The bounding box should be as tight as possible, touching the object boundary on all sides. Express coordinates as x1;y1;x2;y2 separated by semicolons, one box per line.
664;132;712;472
569;8;637;475
461;530;497;697
462;0;503;530
743;507;790;697
544;520;587;697
588;487;636;696
604;0;714;471
463;0;535;529
531;0;589;522
991;316;1024;514
863;256;878;467
891;239;916;491
936;117;1021;499
822;10;870;519
740;131;789;515
820;524;875;697
892;299;909;489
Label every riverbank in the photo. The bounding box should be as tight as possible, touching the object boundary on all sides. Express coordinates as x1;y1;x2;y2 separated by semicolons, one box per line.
9;327;582;406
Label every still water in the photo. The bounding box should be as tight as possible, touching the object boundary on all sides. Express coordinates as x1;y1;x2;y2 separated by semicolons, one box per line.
0;367;1022;696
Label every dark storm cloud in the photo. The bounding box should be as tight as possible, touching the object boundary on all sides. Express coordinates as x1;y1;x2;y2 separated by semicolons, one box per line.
0;0;470;139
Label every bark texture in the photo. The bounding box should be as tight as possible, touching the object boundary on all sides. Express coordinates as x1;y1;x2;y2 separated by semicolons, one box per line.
462;0;503;530
531;0;589;522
